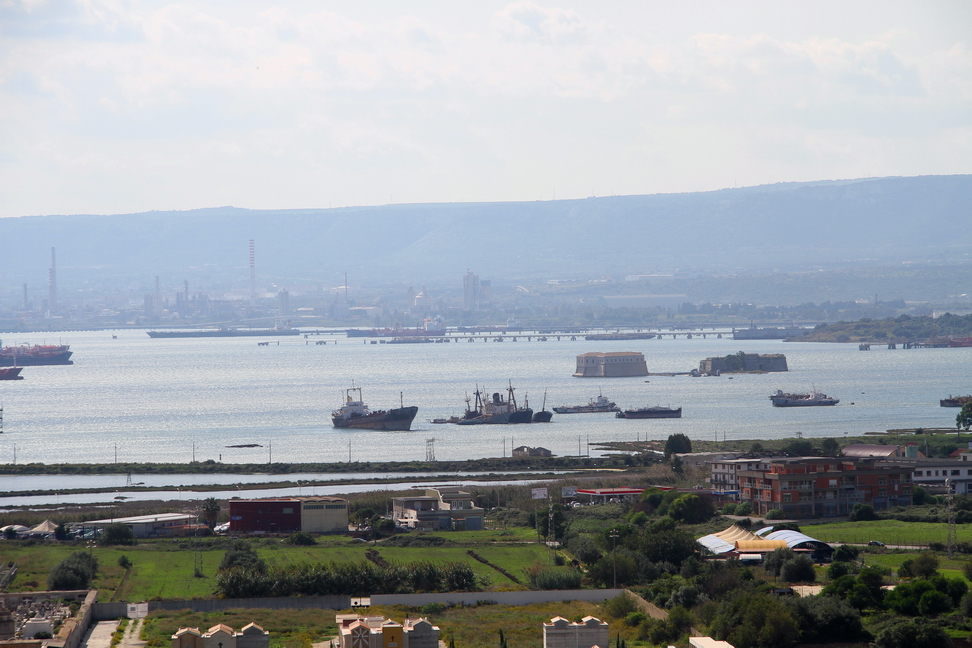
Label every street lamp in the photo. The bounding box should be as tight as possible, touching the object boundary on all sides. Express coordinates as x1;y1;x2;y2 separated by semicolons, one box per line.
608;529;619;589
86;540;96;586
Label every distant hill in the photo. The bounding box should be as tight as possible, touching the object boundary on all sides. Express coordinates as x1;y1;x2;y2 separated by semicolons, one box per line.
0;175;968;290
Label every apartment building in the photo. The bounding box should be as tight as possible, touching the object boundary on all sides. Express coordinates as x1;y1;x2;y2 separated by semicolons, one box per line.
736;456;914;518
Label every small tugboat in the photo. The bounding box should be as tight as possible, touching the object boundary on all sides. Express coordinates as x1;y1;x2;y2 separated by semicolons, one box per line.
532;390;553;423
553;392;620;414
331;384;418;430
617;405;682;419
770;389;839;407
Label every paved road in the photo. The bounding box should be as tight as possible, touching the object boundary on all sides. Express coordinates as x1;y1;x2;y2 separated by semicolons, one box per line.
80;621;118;648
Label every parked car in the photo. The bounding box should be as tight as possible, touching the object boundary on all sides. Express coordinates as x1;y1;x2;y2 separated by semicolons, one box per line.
868;540;885;547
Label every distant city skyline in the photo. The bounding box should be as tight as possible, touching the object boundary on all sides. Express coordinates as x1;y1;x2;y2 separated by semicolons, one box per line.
1;1;969;219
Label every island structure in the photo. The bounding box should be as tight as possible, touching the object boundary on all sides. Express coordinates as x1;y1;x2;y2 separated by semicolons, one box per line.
573;351;648;377
699;353;788;374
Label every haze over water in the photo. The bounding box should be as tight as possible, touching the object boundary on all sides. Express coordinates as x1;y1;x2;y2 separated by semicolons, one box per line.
0;330;967;466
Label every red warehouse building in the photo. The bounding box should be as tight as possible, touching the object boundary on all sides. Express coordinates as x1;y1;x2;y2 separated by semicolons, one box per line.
229;499;302;534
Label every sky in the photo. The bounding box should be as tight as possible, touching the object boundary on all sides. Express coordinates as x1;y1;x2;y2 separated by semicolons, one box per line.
1;0;969;218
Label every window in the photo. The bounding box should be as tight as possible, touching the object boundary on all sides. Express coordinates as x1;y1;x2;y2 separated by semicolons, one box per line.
879;488;886;497
952;470;961;476
282;507;294;514
879;476;887;485
783;493;792;502
915;471;923;477
829;479;837;488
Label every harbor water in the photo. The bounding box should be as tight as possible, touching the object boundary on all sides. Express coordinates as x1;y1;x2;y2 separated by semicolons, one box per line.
0;329;968;467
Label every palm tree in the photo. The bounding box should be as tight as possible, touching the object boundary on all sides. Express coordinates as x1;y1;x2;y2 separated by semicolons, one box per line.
201;497;220;527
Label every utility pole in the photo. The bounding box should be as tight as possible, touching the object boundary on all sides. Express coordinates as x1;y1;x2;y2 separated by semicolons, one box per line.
947;478;955;558
609;529;619;589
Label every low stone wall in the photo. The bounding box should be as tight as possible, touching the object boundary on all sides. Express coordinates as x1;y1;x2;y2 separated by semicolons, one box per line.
370;588;623;607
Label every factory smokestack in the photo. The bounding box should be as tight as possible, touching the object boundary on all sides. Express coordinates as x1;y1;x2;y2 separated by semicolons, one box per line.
48;247;57;313
249;240;256;307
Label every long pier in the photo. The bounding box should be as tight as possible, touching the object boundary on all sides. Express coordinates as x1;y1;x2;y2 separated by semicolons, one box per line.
298;325;740;344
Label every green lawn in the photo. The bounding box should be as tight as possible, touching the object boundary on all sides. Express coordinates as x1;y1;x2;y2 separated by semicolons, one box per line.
0;534;552;601
803;519;972;547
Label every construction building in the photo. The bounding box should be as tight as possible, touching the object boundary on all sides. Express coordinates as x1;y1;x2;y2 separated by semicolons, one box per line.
392;488;485;531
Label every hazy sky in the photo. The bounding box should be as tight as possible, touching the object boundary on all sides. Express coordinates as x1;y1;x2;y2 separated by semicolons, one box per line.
1;1;969;218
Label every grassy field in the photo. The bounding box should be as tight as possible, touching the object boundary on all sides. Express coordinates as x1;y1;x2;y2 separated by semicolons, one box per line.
139;601;632;648
0;533;553;601
802;519;972;547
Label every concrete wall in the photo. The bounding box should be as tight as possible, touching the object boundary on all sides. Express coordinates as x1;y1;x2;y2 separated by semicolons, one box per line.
58;590;98;648
370;589;623;607
92;596;349;621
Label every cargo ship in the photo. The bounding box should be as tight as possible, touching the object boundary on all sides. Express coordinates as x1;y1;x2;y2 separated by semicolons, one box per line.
331;385;418;431
0;367;24;380
770;389;839;407
0;343;73;366
553;392;620;414
456;383;533;424
941;395;972;408
347;317;446;338
616;405;682;419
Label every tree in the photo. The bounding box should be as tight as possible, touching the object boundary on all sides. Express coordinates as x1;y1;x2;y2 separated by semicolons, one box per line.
780;556;816;583
668;494;713;524
781;439;814;456
710;593;800;648
849;503;877;521
219;540;267;574
832;544;859;563
958;402;972;431
664;433;692;458
821;438;840;456
202;497;221;527
783;596;867;645
101;522;135;545
47;551;98;590
872;618;952;648
911;552;939;579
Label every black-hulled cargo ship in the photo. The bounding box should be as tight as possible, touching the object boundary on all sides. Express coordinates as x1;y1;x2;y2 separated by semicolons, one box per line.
331;385;418;431
617;405;682;419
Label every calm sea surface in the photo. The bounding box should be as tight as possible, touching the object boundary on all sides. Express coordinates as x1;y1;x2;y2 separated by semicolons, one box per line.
0;330;968;467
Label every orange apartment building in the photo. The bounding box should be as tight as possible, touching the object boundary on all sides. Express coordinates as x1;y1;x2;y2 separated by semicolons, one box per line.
737;456;914;518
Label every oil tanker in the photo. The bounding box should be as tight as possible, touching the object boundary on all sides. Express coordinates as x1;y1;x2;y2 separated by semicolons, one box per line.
0;343;73;366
